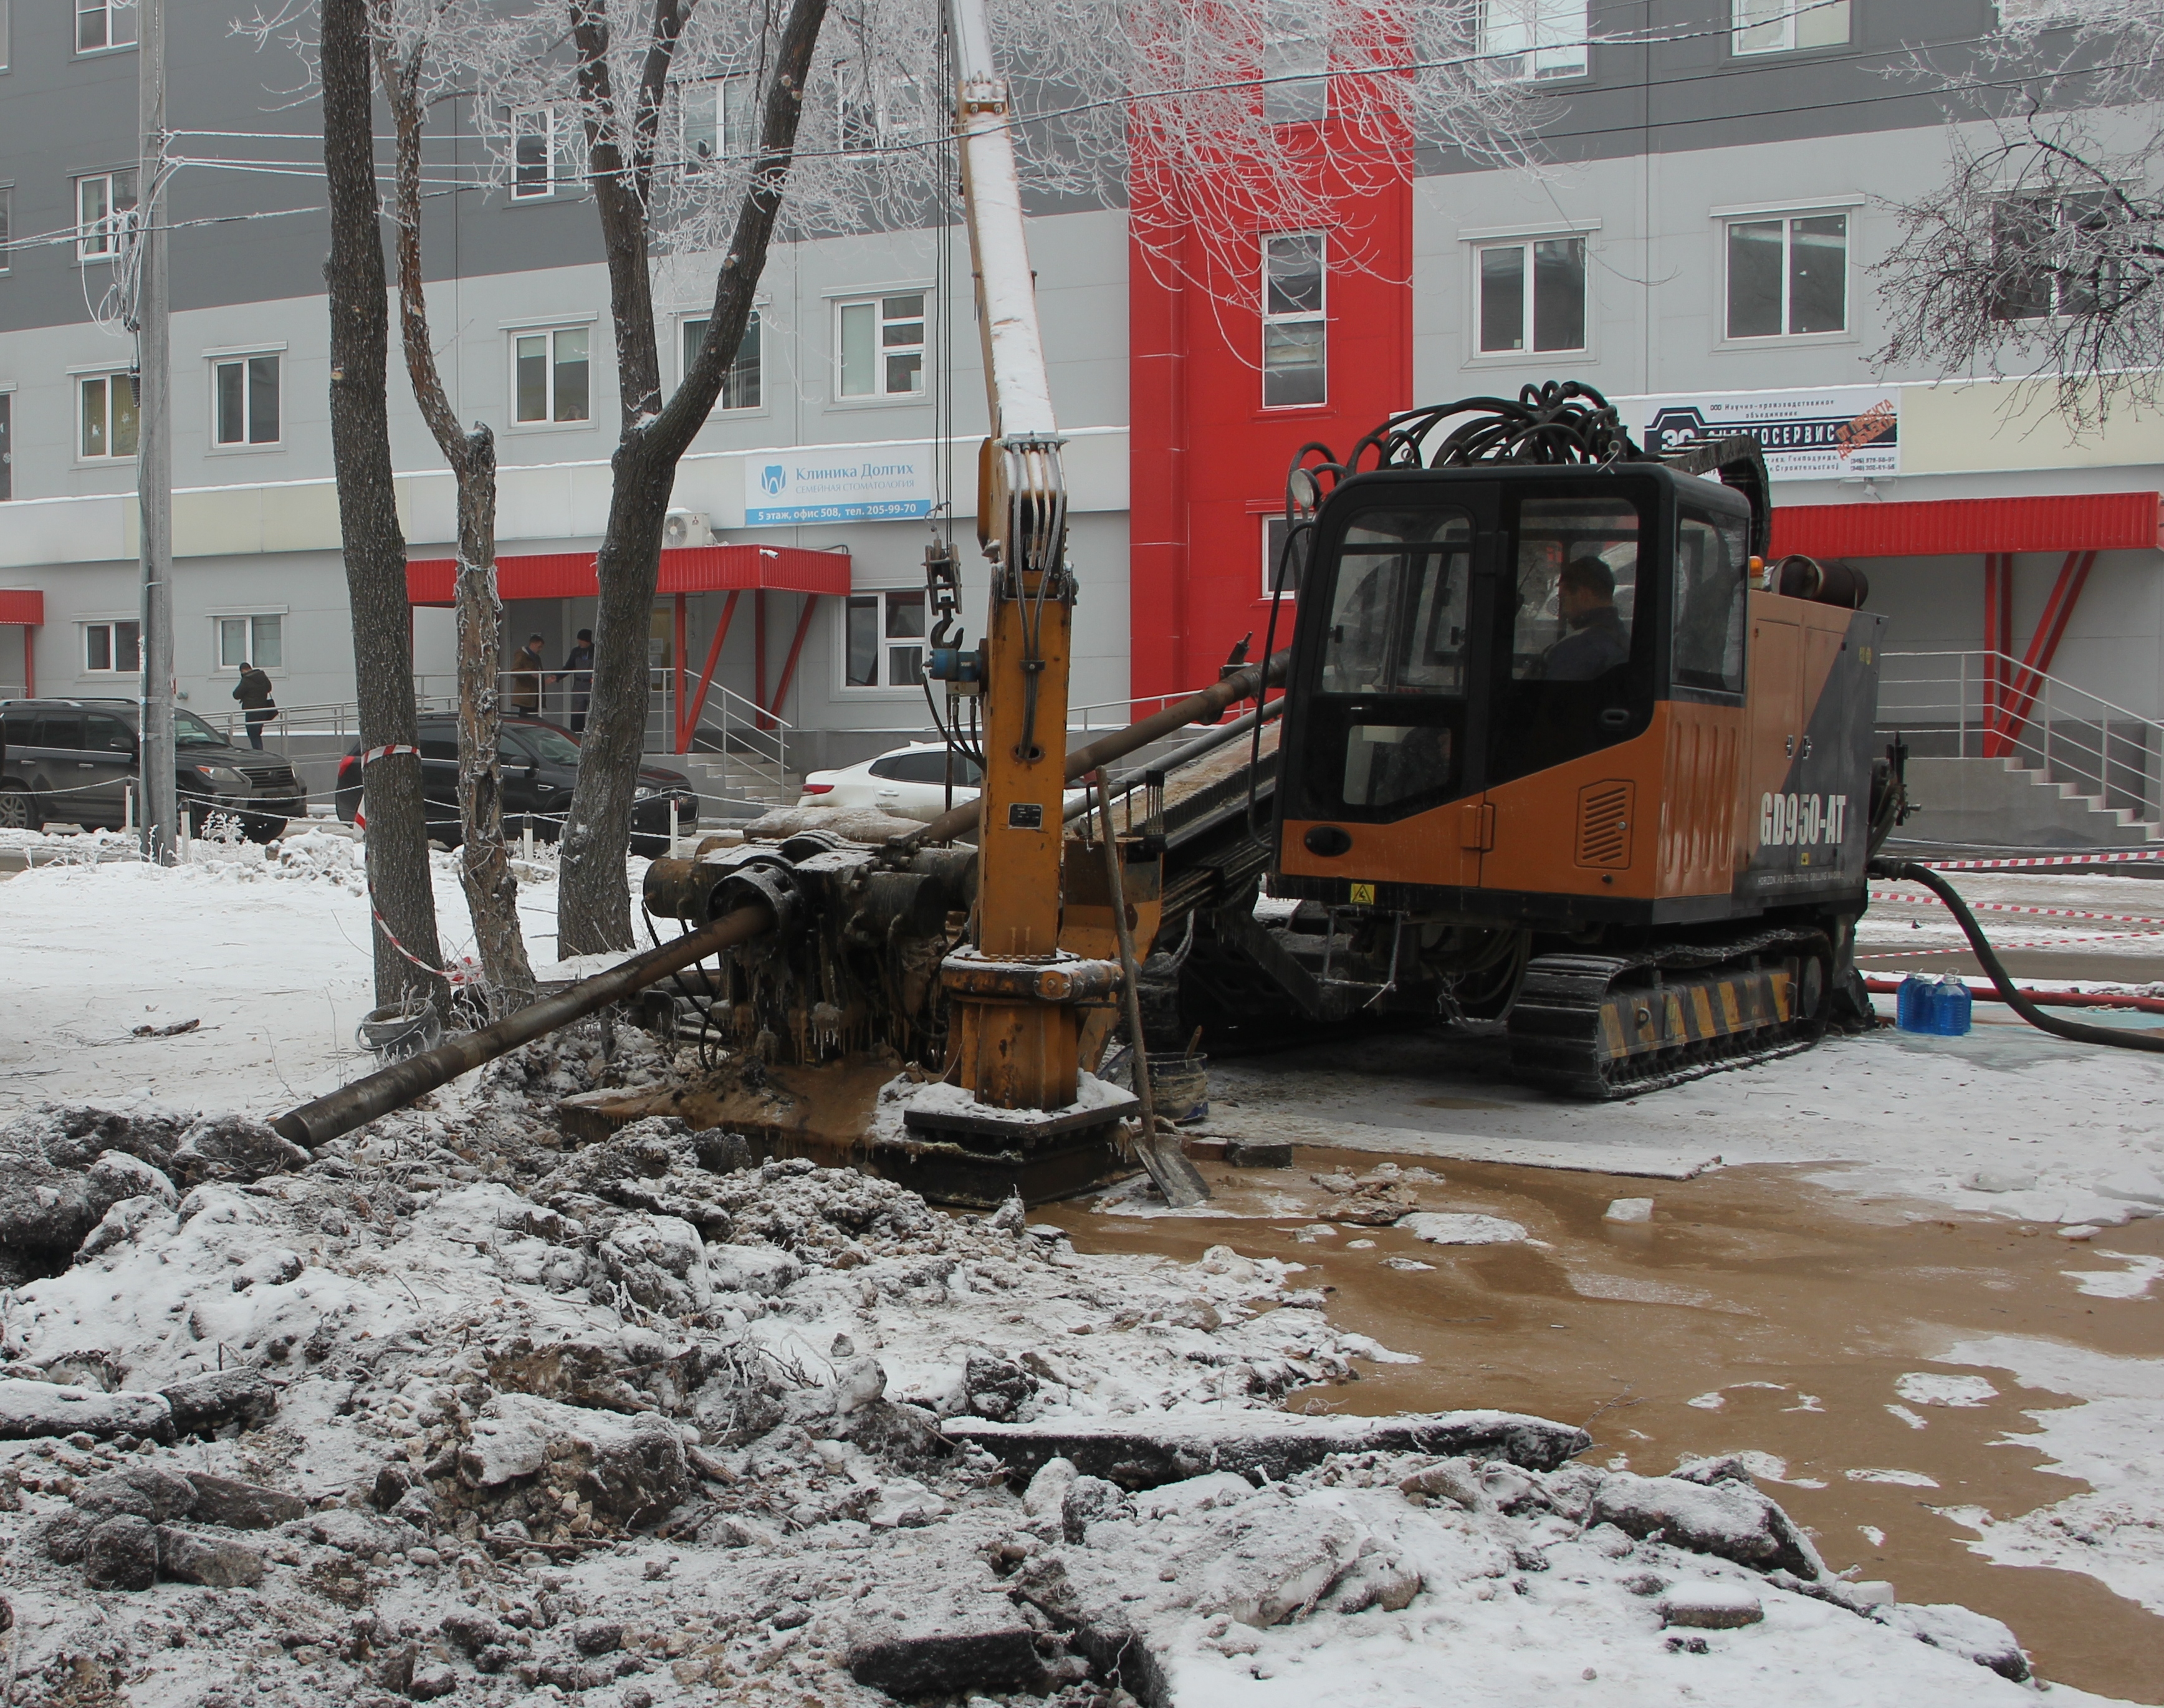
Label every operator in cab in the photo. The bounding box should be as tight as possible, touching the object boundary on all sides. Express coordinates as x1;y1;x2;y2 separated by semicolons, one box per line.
1541;556;1629;681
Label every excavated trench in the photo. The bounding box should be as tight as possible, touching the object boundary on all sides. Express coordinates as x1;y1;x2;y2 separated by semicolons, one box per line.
1040;1148;2164;1704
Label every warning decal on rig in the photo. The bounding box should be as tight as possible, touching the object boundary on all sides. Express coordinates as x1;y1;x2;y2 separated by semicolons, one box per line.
1007;803;1045;830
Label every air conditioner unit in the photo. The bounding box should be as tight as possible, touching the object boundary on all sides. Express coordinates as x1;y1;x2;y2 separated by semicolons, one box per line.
663;509;711;549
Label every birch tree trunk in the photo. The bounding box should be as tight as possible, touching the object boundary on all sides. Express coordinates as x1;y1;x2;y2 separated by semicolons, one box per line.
378;19;535;1015
555;0;828;955
321;0;448;1014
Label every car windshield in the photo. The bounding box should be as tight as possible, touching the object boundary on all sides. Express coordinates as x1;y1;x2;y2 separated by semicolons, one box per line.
521;726;582;766
173;711;228;748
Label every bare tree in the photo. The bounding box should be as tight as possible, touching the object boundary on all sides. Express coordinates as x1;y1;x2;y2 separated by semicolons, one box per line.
1876;2;2164;429
374;2;536;1014
321;0;451;1014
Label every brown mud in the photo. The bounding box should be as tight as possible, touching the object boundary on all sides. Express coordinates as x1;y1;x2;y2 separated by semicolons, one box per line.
1041;1149;2164;1703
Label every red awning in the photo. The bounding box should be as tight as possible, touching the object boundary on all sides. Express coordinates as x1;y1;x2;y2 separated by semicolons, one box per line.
1771;492;2164;560
0;589;44;625
406;544;852;607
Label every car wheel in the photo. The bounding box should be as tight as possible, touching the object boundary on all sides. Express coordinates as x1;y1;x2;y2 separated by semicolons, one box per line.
243;817;287;845
0;785;38;832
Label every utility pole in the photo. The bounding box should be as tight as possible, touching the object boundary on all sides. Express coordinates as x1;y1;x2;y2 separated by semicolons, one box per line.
134;0;177;863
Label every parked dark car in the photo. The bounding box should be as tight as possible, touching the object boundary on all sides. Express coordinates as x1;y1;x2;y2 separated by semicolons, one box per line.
334;714;700;856
0;697;307;841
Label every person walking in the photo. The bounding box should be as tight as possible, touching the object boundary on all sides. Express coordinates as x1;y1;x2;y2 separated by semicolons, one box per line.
557;628;595;733
509;634;547;716
232;661;276;749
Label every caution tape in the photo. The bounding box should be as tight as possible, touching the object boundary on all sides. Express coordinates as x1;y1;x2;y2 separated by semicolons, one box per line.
1855;927;2164;959
1869;890;2164;926
357;743;422;767
1920;850;2164;871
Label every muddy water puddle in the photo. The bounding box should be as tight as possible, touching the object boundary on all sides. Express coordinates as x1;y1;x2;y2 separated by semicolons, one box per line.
1039;1151;2164;1702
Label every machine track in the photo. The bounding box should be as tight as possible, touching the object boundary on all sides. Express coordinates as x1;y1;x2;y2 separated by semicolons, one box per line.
1508;928;1833;1100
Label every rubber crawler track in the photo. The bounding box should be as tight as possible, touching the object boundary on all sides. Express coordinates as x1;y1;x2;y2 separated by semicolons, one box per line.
1508;928;1834;1100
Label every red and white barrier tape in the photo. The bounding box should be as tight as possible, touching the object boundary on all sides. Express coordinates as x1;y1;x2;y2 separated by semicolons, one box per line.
1856;928;2164;959
357;743;422;767
1919;850;2164;871
1869;890;2164;926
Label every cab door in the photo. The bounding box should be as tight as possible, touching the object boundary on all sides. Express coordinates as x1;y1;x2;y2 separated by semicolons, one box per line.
1741;593;1806;881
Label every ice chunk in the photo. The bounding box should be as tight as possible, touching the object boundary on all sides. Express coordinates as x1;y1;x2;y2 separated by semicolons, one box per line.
1659;1581;1763;1628
1604;1197;1654;1224
1394;1212;1528;1246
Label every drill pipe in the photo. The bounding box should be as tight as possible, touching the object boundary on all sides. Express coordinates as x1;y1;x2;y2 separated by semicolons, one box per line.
271;903;775;1149
905;648;1290;848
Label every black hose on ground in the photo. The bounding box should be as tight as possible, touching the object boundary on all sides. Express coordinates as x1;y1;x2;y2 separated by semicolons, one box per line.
1868;858;2164;1054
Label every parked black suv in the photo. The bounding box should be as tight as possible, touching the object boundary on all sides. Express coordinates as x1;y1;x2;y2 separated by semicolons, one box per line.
334;714;699;856
0;698;307;841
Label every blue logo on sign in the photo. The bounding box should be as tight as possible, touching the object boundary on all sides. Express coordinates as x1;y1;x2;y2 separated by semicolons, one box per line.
760;464;786;495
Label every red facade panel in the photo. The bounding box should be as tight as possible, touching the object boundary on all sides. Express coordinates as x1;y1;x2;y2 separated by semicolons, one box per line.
406;544;851;606
1771;492;2164;560
0;589;44;625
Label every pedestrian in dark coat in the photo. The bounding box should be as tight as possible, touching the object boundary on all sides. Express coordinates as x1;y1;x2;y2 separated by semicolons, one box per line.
233;662;275;749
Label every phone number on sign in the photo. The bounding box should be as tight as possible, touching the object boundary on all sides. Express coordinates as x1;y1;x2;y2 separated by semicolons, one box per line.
750;501;927;522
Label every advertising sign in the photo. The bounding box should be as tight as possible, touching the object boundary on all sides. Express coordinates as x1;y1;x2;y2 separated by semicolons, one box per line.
1629;386;1899;480
743;444;935;524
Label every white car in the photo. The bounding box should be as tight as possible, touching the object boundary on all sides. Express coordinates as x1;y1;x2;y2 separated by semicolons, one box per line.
798;743;1088;824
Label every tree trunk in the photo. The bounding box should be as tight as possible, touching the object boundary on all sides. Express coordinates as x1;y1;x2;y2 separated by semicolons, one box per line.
378;18;534;1015
321;0;448;1014
557;0;828;954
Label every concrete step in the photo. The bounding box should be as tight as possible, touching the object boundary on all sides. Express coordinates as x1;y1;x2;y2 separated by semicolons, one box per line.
1904;756;2164;849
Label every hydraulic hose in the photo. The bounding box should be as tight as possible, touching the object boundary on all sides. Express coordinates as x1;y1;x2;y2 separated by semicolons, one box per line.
1868;858;2164;1054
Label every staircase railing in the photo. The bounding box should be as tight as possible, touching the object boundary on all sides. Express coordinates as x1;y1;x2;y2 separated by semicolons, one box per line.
1878;649;2163;825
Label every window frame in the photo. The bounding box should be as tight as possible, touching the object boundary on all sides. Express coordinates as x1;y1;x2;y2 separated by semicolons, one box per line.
833;292;927;402
74;0;136;55
679;310;765;413
839;588;929;693
75;170;137;263
1262;0;1328;125
1261;230;1328;410
507;321;595;428
1479;0;1589;83
1989;194;2116;324
0;391;12;504
1730;0;1850;57
1260;512;1311;600
1471;234;1590;358
0;182;12;273
82;618;140;675
510;104;581;202
213;612;285;673
1719;209;1852;343
681;74;755;171
835;61;926;156
75;370;139;463
208;348;283;450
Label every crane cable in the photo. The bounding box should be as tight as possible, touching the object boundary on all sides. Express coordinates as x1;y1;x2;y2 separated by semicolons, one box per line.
1867;858;2164;1055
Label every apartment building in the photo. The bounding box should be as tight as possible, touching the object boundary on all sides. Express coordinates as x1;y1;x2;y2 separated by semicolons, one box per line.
1;0;2159;817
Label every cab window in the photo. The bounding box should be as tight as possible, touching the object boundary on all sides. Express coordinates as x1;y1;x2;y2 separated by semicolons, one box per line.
1674;508;1750;696
1510;496;1637;684
1321;511;1472;696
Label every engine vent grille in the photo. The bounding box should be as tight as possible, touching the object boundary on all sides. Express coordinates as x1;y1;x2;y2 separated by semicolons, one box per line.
1576;780;1634;868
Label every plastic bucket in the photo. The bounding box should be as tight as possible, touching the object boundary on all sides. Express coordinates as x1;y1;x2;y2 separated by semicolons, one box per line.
1146;1055;1210;1126
357;1002;442;1063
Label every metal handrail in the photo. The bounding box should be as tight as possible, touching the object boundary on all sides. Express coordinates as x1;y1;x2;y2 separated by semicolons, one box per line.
1879;648;2162;824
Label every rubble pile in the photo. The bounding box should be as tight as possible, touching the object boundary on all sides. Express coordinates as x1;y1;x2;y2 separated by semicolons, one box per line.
0;1027;2049;1706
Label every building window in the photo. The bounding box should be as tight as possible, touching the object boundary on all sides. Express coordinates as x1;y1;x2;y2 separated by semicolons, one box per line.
682;314;762;410
843;590;925;689
75;0;135;53
1;0;11;70
76;171;137;261
682;75;755;169
1480;0;1587;81
84;620;140;673
216;614;282;670
1262;514;1310;598
512;105;580;199
836;62;924;155
1725;213;1847;339
1991;196;2113;322
78;372;138;460
514;326;590;423
1262;232;1326;408
837;294;925;398
0;394;11;503
1732;0;1848;55
1262;0;1327;125
212;352;280;446
0;184;11;273
1477;237;1586;354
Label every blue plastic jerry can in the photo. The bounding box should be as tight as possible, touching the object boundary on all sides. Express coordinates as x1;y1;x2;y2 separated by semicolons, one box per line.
1933;973;1973;1036
1896;973;1935;1033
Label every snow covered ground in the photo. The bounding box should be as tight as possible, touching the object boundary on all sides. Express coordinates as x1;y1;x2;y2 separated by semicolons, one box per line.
0;846;2160;1705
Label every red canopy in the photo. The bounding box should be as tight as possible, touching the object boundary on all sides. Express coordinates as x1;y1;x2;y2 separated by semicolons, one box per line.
0;589;44;625
406;544;851;606
1771;492;2163;560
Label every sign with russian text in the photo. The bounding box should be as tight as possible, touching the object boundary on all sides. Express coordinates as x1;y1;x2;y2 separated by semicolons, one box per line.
743;444;935;524
1629;386;1899;480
